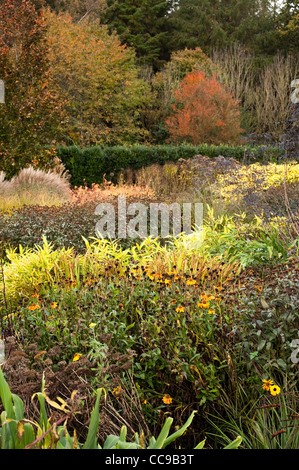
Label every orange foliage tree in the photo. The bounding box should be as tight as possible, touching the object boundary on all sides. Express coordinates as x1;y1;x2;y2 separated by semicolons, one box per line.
0;0;65;178
44;10;151;146
165;70;244;145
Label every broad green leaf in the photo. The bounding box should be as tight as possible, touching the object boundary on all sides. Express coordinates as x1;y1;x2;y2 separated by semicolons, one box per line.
194;439;206;449
223;436;242;449
0;367;15;419
83;388;104;449
150;417;173;449
119;425;127;442
12;394;25;421
163;411;197;448
103;434;120;449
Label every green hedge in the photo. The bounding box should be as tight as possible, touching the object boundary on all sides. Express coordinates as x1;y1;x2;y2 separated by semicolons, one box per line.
57;144;284;187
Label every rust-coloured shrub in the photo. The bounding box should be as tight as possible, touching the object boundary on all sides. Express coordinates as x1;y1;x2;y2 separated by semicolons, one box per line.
165;70;244;145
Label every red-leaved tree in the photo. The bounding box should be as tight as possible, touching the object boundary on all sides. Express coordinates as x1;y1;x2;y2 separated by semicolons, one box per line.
165;70;244;145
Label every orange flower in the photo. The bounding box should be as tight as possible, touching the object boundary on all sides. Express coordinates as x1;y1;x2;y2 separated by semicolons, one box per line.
162;394;172;405
262;379;274;391
29;304;40;311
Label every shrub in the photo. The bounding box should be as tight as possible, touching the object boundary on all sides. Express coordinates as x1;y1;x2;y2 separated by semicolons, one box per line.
232;266;299;382
0;203;97;253
57;144;284;188
165;71;244;145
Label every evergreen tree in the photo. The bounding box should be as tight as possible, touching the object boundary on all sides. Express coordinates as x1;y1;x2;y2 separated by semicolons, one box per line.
103;0;175;69
167;0;278;56
277;0;299;53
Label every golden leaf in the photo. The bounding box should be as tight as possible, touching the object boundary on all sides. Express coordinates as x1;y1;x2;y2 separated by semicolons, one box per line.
17;421;24;442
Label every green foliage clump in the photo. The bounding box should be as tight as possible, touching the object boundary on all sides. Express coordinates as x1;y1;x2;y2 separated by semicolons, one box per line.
57;144;284;187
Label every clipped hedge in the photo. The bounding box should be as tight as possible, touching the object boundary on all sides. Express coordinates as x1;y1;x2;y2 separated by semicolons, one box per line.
57;144;284;187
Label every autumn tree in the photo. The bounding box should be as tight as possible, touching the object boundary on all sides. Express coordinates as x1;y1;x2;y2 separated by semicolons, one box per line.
0;0;65;178
165;70;244;145
141;47;213;143
44;10;151;146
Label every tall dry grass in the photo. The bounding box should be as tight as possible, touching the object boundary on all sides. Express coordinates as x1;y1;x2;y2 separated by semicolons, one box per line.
211;46;299;139
71;177;156;205
0;166;71;211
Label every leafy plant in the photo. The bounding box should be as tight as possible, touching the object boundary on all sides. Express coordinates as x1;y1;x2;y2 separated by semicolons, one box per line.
206;386;299;449
56;144;283;188
0;367;242;449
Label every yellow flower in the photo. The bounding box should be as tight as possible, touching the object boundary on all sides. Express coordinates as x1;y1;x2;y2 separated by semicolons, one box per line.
112;386;122;397
262;379;274;391
89;323;96;329
176;305;185;313
198;302;209;309
214;286;223;292
72;353;82;362
186;279;197;286
162;394;172;405
51;302;58;309
167;270;177;276
208;309;216;315
270;384;281;396
164;279;172;286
